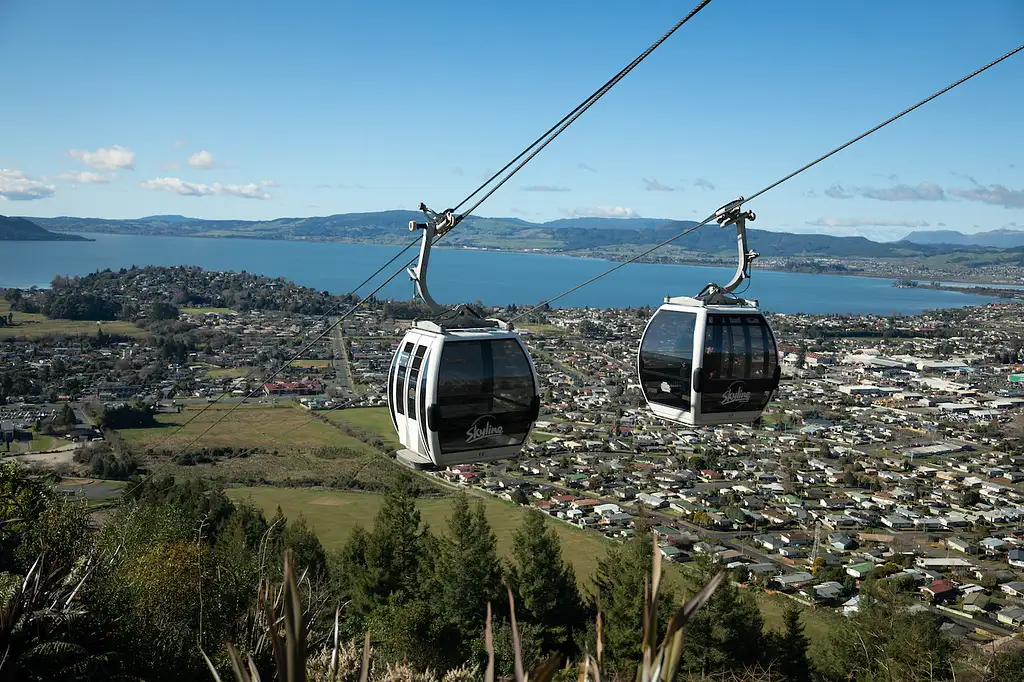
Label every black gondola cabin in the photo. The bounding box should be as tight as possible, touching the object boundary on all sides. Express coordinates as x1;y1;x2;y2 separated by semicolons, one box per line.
638;297;780;425
388;321;541;467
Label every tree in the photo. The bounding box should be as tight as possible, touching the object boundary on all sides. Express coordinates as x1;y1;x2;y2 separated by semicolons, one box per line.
279;514;327;578
507;508;587;655
590;532;673;674
819;594;960;682
341;473;431;628
769;606;811;682
681;555;765;675
433;493;505;661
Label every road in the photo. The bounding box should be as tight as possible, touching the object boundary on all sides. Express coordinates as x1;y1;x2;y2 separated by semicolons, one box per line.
330;316;353;398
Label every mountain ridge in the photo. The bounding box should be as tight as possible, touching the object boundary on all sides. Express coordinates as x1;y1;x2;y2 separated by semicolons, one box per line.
19;212;1024;261
0;215;93;242
901;227;1024;248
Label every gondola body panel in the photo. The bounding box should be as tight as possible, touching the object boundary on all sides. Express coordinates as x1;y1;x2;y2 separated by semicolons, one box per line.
638;298;780;425
388;327;540;467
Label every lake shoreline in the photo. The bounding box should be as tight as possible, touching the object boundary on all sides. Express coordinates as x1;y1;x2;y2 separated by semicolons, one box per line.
37;230;1024;289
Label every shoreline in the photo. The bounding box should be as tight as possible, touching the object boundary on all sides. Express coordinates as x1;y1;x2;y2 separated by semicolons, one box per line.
11;230;1023;294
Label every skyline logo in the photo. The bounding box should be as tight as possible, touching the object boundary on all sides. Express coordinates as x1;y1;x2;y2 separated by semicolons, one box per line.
720;382;752;406
466;414;504;444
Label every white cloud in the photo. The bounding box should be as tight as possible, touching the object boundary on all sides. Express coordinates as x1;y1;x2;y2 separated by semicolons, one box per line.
258;179;278;187
69;145;135;170
162;161;180;170
0;169;57;201
643;178;676;192
570;206;637;218
56;171;112;184
806;217;929;228
949;184;1024;209
860;182;945;202
824;184;853;199
138;176;272;200
188;150;215;169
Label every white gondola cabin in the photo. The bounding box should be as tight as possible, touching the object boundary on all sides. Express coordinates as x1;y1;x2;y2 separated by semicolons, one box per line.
388;318;540;468
638;297;779;425
638;199;781;426
386;206;541;468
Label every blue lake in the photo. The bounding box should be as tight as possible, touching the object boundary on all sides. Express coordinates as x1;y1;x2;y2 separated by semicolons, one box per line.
0;233;1000;315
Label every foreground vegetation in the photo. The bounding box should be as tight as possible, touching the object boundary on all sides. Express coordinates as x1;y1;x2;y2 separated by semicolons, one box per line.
4;461;1021;682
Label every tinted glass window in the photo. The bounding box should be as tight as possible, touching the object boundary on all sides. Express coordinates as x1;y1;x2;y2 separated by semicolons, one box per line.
418;348;431;448
387;351;399;429
394;341;413;415
639;310;697;410
435;338;536;455
407;345;427;416
701;314;779;414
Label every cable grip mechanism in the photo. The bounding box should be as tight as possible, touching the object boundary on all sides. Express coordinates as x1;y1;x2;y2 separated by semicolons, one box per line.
697;198;759;304
406;203;457;313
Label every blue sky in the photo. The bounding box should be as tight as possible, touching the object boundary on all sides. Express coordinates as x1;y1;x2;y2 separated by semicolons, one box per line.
1;0;1022;240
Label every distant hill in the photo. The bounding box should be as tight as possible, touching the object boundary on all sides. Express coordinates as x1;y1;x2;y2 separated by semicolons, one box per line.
0;215;92;241
20;210;1023;261
902;228;1024;248
138;214;193;223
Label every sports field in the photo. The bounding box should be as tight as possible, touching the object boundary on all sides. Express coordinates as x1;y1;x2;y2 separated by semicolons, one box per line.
321;407;401;450
117;403;362;451
0;300;146;339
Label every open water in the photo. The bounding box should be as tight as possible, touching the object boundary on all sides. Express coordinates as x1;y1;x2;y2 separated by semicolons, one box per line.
0;233;1001;315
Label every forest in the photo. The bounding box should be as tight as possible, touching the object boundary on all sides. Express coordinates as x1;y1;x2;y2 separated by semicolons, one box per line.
3;462;1023;682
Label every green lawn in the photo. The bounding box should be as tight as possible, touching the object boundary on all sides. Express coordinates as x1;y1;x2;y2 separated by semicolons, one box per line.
117;403;371;452
289;359;331;369
226;486;610;587
29;433;59;452
207;366;254;379
0;300;146;340
322;407;401;450
181;307;235;315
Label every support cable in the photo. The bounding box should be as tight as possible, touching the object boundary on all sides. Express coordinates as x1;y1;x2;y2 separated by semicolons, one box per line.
510;42;1024;322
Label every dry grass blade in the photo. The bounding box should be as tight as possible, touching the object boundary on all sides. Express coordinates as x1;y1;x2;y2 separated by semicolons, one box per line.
529;652;565;682
595;600;604;674
506;584;525;682
201;648;227;682
283;552;307;682
578;655;589;682
484;602;495;682
359;631;371;682
665;570;724;639
330;605;341;680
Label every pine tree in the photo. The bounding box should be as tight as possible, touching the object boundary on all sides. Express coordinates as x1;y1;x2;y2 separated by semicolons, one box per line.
681;554;764;675
775;605;811;682
363;473;430;605
337;473;431;631
507;507;587;654
280;514;327;578
434;492;505;659
591;532;673;674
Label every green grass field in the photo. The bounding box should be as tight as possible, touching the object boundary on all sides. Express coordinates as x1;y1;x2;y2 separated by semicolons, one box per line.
289;359;331;369
29;433;59;452
322;407;401;450
207;366;253;379
225;486;610;586
0;300;146;340
181;307;235;315
118;403;371;452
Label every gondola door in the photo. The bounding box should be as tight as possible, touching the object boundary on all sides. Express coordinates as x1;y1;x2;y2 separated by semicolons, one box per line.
402;339;430;452
693;312;779;424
